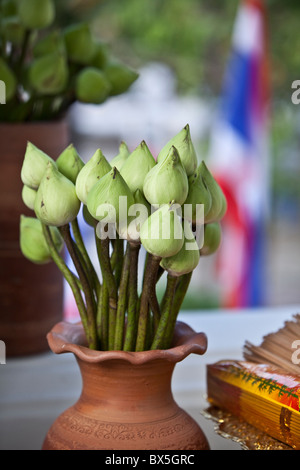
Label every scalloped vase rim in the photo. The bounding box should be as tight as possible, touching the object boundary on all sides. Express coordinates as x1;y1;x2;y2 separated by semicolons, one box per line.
46;320;208;365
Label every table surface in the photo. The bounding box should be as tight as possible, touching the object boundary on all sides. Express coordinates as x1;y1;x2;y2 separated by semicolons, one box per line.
1;305;299;451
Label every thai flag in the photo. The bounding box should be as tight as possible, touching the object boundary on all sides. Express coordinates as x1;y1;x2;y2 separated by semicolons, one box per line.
208;0;270;307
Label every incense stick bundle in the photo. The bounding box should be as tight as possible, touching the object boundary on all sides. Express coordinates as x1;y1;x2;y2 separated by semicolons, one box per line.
243;314;300;375
206;314;300;449
206;360;300;449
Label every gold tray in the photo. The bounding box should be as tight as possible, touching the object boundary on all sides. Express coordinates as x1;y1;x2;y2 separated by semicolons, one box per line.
203;406;294;450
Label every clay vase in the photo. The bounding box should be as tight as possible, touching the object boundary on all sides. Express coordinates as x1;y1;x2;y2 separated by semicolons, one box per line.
0;121;69;356
42;320;210;450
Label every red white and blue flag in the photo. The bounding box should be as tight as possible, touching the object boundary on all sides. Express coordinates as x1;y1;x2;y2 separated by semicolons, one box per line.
208;0;270;307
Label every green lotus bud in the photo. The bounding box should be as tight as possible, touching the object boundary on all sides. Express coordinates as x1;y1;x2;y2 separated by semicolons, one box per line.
183;169;212;224
22;185;37;210
90;40;109;69
143;146;188;208
110;141;130;171
64;23;96;65
134;187;151;209
0;57;17;101
21;142;55;189
104;58;139;96
75;67;111;104
33;30;65;57
34;162;80;226
120;141;155;193
20;215;63;264
160;222;200;276
157;124;198;177
117;189;151;243
2;17;25;45
200;222;222;256
217;190;228;220
56;144;84;184
28;52;68;95
198;161;227;223
75;149;111;204
82;204;96;227
18;0;55;30
140;203;184;258
87;167;134;224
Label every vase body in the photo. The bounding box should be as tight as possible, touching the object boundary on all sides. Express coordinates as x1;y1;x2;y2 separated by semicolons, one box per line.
0;121;69;356
42;321;210;450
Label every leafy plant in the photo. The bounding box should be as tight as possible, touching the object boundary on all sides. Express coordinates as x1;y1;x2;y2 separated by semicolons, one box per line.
0;0;138;121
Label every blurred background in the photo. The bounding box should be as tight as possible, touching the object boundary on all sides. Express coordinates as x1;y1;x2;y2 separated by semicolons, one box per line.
55;0;300;313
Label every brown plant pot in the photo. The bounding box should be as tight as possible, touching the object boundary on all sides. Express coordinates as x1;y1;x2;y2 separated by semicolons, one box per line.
42;320;210;450
0;121;69;356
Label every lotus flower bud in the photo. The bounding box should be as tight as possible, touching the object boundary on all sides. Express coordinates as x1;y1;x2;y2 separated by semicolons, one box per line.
143;146;188;208
2;17;25;45
33;30;65;57
34;162;80;226
140;203;184;258
22;185;37;210
104;58;139;96
91;40;109;69
28;52;68;95
0;57;17;101
120;141;155;193
157;124;198;177
198;161;227;223
82;204;96;227
110;141;130;171
64;23;96;65
200;222;222;256
21;142;55;189
20;215;63;264
87;167;134;224
160;222;200;276
18;0;55;30
183;169;212;224
133;188;151;210
75;67;111;104
56;144;84;184
75;148;111;204
118;189;151;243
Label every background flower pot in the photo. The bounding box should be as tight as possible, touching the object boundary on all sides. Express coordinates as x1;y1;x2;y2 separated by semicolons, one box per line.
0;121;69;356
42;320;210;450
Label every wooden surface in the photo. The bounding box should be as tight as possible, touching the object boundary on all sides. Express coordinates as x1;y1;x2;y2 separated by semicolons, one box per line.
0;306;299;450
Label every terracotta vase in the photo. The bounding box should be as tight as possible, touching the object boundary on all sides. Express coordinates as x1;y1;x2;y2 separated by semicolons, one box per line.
42;321;210;450
0;121;69;356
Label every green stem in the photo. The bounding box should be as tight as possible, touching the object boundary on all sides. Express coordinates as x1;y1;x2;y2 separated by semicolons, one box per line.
71;218;100;296
114;244;130;350
95;227;118;302
60;224;98;350
135;254;161;352
124;242;140;351
151;274;178;350
42;224;89;339
111;235;124;289
97;282;109;350
18;30;31;65
95;228;118;350
164;271;193;347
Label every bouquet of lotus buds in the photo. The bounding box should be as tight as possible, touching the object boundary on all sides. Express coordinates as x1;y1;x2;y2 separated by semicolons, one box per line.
0;0;138;121
20;124;226;352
